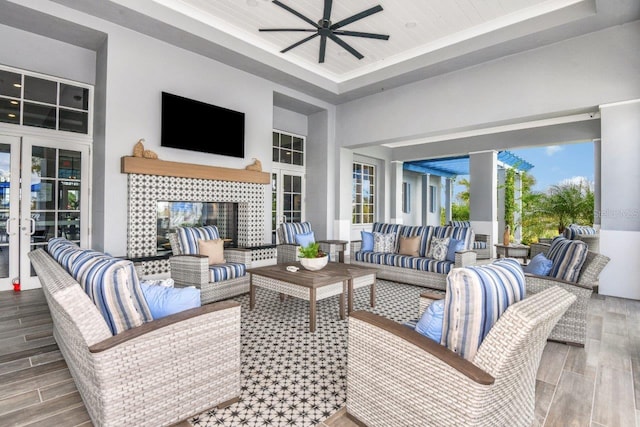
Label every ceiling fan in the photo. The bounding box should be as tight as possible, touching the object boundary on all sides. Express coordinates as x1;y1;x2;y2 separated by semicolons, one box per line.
259;0;389;63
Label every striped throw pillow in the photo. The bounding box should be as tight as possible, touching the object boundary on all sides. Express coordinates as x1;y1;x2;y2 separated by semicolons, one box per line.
547;237;588;282
176;226;220;255
278;222;313;244
75;257;153;335
449;226;475;250
441;258;526;360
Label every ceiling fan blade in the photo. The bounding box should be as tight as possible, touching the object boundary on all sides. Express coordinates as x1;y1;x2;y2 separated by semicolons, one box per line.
319;35;327;63
272;0;319;28
331;5;383;30
333;30;389;40
280;33;319;53
329;34;363;60
259;28;317;32
322;0;333;22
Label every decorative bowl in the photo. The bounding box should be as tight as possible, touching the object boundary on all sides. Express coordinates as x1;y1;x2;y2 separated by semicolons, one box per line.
299;255;329;271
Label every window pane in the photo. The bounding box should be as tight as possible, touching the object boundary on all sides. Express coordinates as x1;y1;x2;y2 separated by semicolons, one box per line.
281;134;292;149
283;174;292;191
58;212;80;241
0;70;22;98
291;213;301;223
293;194;301;211
24;76;57;104
292;137;303;151
272;132;279;147
0;98;20;124
364;214;374;224
272;147;279;162
284;194;292;211
59;109;88;134
293;152;303;166
23;102;56;129
59;84;88;110
31;179;55;210
32;147;57;178
292;176;301;193
58;181;81;210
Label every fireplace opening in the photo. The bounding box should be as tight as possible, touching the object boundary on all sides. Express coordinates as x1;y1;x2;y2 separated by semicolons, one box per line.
157;201;239;252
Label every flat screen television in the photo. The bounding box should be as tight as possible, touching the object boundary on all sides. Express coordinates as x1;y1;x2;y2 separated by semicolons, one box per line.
161;92;245;158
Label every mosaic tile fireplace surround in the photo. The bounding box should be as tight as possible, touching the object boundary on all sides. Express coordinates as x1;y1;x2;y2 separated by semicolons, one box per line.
127;173;267;275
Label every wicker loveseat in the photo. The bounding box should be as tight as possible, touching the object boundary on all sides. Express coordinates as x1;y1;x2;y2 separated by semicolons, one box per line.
349;223;477;291
526;237;610;346
346;286;575;426
29;246;241;427
168;226;251;303
275;221;332;263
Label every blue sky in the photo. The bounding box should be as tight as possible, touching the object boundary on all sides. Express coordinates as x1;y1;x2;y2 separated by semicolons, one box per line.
453;141;594;197
509;141;594;192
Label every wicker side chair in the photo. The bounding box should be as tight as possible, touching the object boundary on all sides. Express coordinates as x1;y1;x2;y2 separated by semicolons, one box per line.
276;222;331;263
346;286;575;427
525;244;610;346
168;231;251;304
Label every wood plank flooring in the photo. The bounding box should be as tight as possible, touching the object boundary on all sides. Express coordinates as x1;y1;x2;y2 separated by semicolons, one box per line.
1;288;639;427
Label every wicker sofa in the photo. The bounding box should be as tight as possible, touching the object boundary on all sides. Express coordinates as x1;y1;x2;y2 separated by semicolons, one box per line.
349;223;477;291
346;286;575;426
526;238;610;346
29;247;241;427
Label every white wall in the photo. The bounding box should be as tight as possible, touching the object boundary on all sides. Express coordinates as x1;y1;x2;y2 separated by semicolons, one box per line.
273;106;307;137
599;100;640;299
336;22;640;148
401;171;422;225
0;23;96;84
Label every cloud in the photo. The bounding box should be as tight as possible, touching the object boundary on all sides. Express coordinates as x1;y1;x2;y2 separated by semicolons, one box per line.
545;145;563;156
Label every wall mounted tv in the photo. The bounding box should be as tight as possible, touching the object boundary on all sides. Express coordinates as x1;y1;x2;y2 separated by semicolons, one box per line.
161;92;245;158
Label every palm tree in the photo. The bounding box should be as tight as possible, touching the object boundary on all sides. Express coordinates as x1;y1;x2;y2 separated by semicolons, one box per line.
539;179;594;233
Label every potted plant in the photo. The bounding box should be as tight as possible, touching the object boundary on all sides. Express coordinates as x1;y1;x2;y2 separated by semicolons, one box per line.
298;242;328;271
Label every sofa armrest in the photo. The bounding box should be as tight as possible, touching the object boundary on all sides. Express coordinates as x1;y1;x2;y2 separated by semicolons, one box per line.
277;243;300;263
224;248;251;265
89;300;241;353
524;273;592;290
349;311;494;385
475;234;491;245
455;250;477;267
419;292;444;313
170;254;209;286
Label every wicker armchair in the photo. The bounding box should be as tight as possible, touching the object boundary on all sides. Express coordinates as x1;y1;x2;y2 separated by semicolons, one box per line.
29;248;241;427
526;243;610;346
276;222;331;263
168;232;251;303
346;286;575;427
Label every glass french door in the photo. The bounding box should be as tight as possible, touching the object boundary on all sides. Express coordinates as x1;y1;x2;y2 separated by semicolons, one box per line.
271;169;305;243
0;134;89;291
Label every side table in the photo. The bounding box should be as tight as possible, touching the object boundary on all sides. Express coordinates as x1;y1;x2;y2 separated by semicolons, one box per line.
494;243;530;264
318;240;348;263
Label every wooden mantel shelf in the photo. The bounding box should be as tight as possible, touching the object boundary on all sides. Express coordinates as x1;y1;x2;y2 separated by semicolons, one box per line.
121;156;270;184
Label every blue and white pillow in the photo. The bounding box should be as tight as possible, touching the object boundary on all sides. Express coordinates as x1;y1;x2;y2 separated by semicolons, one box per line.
295;231;315;247
360;231;374;252
441;258;526;360
428;237;450;261
415;299;445;343
524;253;553;276
176;226;220;255
140;283;200;319
446;238;465;262
373;232;396;253
547;237;588;282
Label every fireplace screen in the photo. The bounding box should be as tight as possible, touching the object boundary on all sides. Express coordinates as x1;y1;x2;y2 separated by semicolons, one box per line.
157;201;238;251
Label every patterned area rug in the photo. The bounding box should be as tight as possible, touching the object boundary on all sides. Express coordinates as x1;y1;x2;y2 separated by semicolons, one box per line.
189;279;437;427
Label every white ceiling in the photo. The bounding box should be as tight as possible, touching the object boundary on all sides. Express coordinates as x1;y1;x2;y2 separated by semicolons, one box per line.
6;0;640;104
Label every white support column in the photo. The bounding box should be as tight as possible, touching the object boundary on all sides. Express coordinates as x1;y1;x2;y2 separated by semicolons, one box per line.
445;178;453;224
497;167;506;240
390;161;404;224
470;150;498;258
422;173;431;225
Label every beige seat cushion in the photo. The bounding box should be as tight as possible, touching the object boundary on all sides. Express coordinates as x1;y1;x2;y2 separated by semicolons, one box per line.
198;239;226;265
398;235;421;257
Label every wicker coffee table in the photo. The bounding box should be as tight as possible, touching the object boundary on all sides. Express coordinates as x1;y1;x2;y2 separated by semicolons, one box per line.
247;263;377;332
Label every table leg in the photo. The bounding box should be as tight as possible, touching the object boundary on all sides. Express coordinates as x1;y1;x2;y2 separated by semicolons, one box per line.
309;288;316;333
370;278;376;308
338;246;345;263
340;280;346;320
249;276;255;310
347;278;354;314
